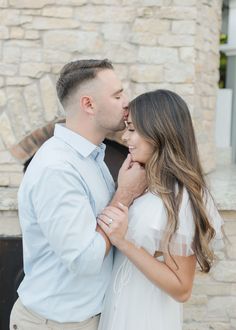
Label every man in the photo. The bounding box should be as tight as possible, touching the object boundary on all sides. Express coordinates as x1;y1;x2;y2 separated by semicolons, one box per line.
10;59;146;330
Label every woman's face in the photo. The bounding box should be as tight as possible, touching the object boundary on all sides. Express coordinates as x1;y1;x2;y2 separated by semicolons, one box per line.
122;114;154;164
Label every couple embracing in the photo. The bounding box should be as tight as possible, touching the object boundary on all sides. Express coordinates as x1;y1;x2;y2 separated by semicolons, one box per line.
10;59;223;330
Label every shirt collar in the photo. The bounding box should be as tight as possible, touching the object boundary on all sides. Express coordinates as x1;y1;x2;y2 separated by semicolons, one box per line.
54;124;106;159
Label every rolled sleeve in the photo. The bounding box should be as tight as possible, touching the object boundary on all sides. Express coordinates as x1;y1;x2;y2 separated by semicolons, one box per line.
33;166;106;275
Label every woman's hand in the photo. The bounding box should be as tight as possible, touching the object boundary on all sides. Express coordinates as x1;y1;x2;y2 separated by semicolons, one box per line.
97;202;128;249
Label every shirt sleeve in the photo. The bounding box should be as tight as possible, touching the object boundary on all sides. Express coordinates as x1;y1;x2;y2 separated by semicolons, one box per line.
33;166;106;276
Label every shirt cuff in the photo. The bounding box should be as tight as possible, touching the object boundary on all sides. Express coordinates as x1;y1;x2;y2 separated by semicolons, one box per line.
71;232;107;275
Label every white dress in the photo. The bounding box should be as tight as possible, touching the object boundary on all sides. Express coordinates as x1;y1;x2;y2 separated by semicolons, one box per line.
98;189;223;330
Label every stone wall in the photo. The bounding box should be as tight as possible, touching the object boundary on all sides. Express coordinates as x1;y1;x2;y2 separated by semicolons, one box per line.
184;211;236;330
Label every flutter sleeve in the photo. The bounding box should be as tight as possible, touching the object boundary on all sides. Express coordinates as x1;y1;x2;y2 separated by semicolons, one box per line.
152;188;224;257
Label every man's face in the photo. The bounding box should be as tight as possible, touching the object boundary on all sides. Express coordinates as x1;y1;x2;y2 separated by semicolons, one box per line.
93;69;129;133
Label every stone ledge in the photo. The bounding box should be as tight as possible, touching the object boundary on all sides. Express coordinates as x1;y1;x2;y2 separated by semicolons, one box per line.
207;165;236;211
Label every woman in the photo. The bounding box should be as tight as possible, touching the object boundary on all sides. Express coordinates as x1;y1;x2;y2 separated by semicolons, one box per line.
98;90;224;330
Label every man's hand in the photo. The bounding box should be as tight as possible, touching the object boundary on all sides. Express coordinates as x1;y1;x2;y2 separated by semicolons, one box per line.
111;154;147;206
97;202;128;249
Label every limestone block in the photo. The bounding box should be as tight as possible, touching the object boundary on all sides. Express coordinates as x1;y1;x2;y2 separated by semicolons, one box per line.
3;46;21;64
42;6;73;18
24;83;44;127
183;323;208;330
0;150;16;165
183;306;207;322
212;261;236;282
159;6;197;20
113;64;129;80
0;0;7;7
56;0;87;4
40;75;59;122
0;112;16;147
130;32;157;46
75;6;135;23
158;34;194;47
123;0;163;4
164;63;194;83
0;63;17;76
25;17;79;30
193;282;233;296
0;26;9;39
6;88;31;139
22;49;42;62
130;65;163;83
0;187;18;210
104;43;136;63
5;39;40;48
180;47;195;62
138;46;178;64
132;18;170;34
173;0;197;6
0;137;5;150
0;173;9;187
0;77;3;87
0;89;6;107
10;27;24;39
6;77;32;86
174;84;194;96
43;50;72;63
9;173;23;187
231;319;236;329
44;31;104;53
102;23;130;41
207;297;236;321
136;7;155;18
25;30;40;39
172;20;196;35
226;238;236;259
9;0;55;8
0;214;21;236
186;294;208;306
91;0;121;4
20;63;51;78
0;9;20;25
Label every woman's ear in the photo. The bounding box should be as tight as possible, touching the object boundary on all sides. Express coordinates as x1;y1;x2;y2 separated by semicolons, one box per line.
80;95;95;115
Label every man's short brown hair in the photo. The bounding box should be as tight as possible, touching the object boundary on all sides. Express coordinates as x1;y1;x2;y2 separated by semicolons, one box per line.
56;59;113;106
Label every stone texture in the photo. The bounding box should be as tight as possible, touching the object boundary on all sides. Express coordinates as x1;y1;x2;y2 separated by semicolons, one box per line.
42;6;73;17
130;65;163;83
40;75;59;122
212;261;236;282
43;31;104;52
0;89;6;107
138;46;178;64
75;6;135;22
3;46;21;63
20;63;51;78
0;112;16;147
9;0;55;8
24;83;44;127
164;62;194;83
0;63;17;76
6;88;31;140
25;17;80;30
132;18;170;34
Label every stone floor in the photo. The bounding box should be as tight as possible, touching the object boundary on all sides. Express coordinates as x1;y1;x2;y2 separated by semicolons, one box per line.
207;164;236;211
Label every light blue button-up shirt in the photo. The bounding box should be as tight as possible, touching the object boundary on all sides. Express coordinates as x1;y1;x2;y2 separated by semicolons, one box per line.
17;124;115;322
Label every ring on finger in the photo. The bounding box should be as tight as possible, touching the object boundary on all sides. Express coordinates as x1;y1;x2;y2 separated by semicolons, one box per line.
107;217;113;225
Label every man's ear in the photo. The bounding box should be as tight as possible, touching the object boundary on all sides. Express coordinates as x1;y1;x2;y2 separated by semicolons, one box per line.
80;95;95;115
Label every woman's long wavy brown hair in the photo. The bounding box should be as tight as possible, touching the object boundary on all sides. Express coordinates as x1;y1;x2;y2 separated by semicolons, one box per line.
129;89;216;273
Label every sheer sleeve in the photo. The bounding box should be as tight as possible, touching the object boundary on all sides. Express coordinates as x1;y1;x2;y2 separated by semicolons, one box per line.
152;189;224;256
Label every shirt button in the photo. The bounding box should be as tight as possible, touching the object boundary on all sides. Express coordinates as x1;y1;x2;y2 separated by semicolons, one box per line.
13;325;18;330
